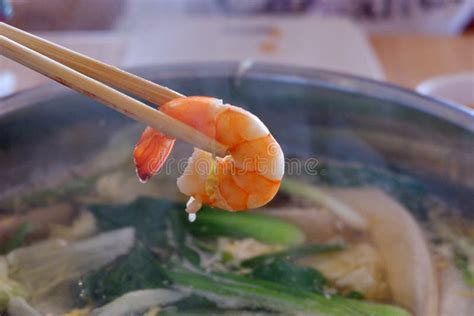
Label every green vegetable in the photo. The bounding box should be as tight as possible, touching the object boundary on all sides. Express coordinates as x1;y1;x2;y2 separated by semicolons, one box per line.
157;294;249;316
167;268;410;316
90;197;180;246
430;210;474;287
455;253;474;287
159;309;279;316
79;244;170;305
345;291;365;300
243;244;343;296
159;310;279;316
242;243;344;268
89;197;200;264
0;223;31;255
0;278;28;311
185;207;305;246
221;251;234;264
250;258;327;294
81;197;409;314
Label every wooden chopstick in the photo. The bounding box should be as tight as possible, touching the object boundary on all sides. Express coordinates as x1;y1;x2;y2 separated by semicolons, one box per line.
0;22;182;105
0;27;227;157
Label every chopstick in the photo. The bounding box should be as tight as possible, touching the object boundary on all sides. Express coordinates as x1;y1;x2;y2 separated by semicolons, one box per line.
0;22;181;105
0;24;228;157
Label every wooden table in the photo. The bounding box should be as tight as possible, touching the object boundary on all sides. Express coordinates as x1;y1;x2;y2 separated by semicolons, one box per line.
370;34;474;89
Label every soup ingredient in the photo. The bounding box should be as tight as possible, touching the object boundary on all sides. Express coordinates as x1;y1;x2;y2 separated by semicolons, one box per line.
455;254;474;287
82;198;305;303
240;242;348;297
438;259;474;316
0;258;27;311
185;207;305;246
79;197;409;315
7;297;40;316
63;307;91;316
167;267;410;316
157;295;222;314
429;210;474;287
329;188;438;316
280;179;367;230
49;210;97;241
0;223;31;255
80;245;171;305
90;289;188;316
308;162;430;220
217;238;284;264
90;198;181;246
89;197;200;264
264;207;349;243
241;243;344;268
250;258;327;294
134;96;284;213
6;227;134;300
299;243;390;300
0;203;75;245
0;276;28;311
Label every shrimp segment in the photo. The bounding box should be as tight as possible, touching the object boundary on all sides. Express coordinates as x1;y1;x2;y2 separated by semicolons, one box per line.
134;96;284;213
133;127;175;182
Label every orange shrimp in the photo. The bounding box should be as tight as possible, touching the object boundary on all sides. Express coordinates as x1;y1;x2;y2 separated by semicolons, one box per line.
133;96;284;214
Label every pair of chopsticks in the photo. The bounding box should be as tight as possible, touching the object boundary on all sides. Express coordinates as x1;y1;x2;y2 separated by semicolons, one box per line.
0;23;227;157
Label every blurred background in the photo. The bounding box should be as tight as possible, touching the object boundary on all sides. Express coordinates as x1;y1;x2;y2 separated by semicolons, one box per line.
1;0;473;107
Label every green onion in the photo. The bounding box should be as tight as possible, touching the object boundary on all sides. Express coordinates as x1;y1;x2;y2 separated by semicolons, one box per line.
186;207;305;246
242;243;344;268
167;268;410;316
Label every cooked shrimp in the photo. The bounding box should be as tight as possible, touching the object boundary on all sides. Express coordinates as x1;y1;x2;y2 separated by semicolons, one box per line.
133;96;284;214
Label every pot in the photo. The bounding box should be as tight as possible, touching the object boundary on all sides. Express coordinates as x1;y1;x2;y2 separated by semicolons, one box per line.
0;62;473;315
1;62;472;209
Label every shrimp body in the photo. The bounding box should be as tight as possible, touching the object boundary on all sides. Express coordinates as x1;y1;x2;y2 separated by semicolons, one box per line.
134;96;284;213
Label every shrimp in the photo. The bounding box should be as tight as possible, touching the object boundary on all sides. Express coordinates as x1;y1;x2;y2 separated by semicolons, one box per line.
133;96;284;214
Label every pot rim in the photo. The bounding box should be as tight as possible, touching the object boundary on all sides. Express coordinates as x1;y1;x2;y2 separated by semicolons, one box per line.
1;61;472;131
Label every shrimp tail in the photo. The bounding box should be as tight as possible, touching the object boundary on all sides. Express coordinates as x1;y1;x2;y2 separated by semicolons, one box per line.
133;127;175;182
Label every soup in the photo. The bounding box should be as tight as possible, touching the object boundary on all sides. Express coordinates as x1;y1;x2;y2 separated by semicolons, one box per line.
0;64;472;316
0;126;472;316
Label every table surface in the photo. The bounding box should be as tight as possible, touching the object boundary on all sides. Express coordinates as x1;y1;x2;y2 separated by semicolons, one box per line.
370;34;474;89
1;30;473;102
